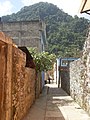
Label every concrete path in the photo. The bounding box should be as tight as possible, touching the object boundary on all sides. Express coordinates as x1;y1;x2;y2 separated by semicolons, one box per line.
23;83;90;120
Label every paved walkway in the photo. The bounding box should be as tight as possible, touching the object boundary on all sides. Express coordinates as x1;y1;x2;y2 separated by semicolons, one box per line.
23;83;90;120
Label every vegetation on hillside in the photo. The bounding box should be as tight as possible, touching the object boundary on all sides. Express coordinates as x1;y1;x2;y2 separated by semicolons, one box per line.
2;2;90;58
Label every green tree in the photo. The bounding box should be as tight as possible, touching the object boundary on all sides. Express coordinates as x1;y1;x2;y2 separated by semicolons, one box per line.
2;2;90;58
28;47;56;72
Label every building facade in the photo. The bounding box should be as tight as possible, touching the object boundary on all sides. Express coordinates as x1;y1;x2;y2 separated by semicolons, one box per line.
0;20;46;52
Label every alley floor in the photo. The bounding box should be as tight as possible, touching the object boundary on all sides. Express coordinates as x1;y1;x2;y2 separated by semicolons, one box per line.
22;83;90;120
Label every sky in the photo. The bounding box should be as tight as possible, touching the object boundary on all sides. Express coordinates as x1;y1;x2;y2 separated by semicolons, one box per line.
0;0;90;19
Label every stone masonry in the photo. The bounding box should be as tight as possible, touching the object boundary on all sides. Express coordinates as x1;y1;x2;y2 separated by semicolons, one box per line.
69;28;90;115
61;66;70;95
59;27;90;115
12;47;35;120
0;32;36;120
70;59;85;108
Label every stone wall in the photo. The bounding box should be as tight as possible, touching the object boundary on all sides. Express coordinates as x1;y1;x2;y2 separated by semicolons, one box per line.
70;59;85;107
12;47;35;120
59;28;90;115
69;29;90;115
0;32;36;120
61;67;70;95
0;32;13;120
35;72;42;98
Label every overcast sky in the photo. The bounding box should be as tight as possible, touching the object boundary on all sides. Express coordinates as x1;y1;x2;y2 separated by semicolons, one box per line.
0;0;90;19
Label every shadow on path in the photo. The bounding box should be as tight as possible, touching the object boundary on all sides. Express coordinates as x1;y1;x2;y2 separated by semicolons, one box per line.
23;83;90;120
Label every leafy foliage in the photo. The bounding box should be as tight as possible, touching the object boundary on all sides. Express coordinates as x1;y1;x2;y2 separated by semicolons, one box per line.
2;2;90;57
28;47;56;72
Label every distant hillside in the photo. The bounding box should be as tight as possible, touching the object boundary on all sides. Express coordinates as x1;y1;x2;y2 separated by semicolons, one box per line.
2;2;90;57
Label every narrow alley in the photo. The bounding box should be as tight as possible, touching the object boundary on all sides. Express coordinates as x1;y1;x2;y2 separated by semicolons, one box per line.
22;83;90;120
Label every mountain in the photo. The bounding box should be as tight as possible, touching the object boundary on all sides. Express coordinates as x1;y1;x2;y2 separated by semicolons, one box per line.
1;2;90;57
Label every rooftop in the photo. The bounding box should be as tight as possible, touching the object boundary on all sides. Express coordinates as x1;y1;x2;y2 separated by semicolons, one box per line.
79;0;90;15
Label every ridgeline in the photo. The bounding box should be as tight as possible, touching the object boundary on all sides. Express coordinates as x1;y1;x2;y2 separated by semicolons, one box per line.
2;2;90;57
